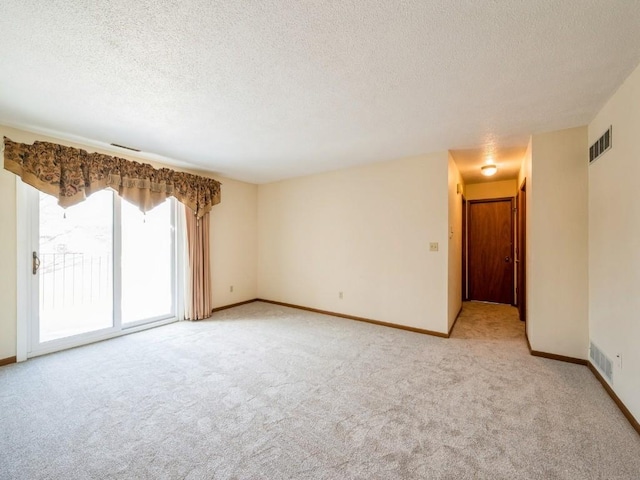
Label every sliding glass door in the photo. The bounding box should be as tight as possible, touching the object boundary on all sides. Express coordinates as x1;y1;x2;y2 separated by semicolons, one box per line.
37;190;115;343
121;198;175;325
30;188;178;355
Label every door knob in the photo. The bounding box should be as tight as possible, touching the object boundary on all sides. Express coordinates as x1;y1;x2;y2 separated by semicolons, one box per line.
505;256;511;262
32;251;41;275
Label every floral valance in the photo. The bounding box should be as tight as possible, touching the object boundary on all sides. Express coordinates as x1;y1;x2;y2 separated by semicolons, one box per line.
3;137;221;217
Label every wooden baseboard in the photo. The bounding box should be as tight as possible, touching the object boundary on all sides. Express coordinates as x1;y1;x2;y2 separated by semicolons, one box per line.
0;356;17;367
211;299;259;313
529;349;587;365
510;330;636;436
588;362;640;437
525;332;587;365
257;299;449;338
448;306;463;336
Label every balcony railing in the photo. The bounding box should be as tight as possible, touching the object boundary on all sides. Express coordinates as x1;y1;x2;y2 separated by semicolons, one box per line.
39;252;112;309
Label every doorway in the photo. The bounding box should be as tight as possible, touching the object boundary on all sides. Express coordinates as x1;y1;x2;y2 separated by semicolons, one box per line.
467;198;514;304
29;187;179;356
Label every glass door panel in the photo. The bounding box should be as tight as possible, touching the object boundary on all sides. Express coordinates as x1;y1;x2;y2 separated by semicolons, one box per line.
121;199;174;324
38;190;114;343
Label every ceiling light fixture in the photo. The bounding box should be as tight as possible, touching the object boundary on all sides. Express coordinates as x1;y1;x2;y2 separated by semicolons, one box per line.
481;164;497;177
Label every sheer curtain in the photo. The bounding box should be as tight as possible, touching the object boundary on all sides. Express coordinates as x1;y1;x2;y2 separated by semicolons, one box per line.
184;207;212;320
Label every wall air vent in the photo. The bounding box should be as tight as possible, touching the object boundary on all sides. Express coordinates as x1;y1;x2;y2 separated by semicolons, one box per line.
590;341;613;384
110;143;141;152
589;126;612;164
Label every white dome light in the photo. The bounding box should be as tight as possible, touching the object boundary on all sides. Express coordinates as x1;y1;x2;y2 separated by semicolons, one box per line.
481;164;497;176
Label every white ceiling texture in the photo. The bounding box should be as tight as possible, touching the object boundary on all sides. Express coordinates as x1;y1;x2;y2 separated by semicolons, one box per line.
1;1;640;184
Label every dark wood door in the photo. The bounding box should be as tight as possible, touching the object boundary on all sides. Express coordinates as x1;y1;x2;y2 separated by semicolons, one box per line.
517;182;526;321
468;198;514;304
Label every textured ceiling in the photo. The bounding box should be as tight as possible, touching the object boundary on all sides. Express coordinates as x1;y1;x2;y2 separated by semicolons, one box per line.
1;1;640;183
451;147;527;184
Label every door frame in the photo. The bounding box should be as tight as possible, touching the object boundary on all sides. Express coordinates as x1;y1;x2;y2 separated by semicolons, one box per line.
16;177;31;362
467;197;515;305
461;195;468;301
16;180;184;360
517;180;527;321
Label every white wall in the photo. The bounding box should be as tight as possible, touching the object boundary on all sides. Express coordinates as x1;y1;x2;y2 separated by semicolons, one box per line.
527;126;589;359
447;154;463;331
257;153;450;334
0;125;258;360
465;180;518;200
588;62;640;421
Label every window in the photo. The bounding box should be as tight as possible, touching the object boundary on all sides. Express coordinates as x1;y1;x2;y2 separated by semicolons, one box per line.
121;199;175;325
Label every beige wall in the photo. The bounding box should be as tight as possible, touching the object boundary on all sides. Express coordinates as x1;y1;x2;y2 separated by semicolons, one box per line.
588;62;640;421
0;168;17;359
518;140;532;338
0;126;258;360
447;154;463;331
518;144;529;190
464;180;518;200
257;153;450;333
210;177;258;307
527;126;589;359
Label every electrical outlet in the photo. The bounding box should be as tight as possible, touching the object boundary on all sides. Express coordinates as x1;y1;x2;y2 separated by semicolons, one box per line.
230;285;234;293
429;242;439;252
339;292;343;299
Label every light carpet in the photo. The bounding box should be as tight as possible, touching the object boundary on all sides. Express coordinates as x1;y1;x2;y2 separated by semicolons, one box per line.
1;301;639;479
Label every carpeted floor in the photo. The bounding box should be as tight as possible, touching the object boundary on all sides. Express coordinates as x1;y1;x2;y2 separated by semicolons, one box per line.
1;301;639;479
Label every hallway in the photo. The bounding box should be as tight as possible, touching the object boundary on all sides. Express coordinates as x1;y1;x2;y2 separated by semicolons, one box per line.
451;301;525;343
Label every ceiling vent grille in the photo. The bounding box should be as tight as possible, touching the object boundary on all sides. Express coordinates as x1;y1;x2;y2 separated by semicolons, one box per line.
590;341;613;384
111;143;141;152
589;126;612;164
